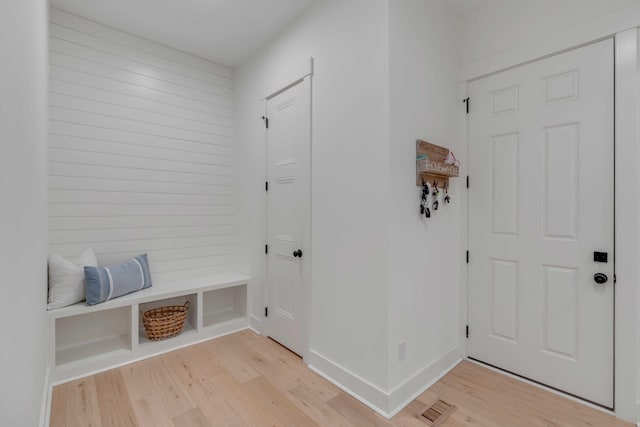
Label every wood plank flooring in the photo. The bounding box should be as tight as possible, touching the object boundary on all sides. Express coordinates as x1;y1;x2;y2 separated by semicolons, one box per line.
50;330;632;427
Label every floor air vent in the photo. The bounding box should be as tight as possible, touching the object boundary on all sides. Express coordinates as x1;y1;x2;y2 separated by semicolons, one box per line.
417;399;456;426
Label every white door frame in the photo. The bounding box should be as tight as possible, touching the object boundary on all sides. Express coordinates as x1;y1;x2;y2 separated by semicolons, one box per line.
460;31;639;422
262;58;313;361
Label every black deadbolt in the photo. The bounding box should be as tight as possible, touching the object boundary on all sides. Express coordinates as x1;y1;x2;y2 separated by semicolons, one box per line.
293;249;303;258
594;273;608;284
593;252;608;263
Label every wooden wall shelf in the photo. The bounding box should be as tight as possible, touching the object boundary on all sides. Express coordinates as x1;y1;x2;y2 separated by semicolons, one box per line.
416;140;459;187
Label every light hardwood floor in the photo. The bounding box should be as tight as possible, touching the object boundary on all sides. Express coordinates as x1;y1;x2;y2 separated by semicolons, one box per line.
50;330;632;427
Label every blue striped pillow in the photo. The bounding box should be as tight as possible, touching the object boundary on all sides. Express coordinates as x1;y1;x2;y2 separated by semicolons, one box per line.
84;254;152;305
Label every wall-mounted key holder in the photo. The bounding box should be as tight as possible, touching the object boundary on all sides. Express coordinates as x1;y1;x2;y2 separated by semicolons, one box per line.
416;140;459;187
416;140;459;219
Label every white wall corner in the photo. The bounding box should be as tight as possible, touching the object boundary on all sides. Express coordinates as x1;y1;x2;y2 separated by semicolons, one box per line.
387;348;461;418
306;349;390;417
308;348;462;419
249;314;264;335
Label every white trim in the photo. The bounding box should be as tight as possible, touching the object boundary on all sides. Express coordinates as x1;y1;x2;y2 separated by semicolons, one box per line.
307;349;389;417
459;80;470;358
39;366;51;427
300;75;313;363
387;349;461;418
613;28;639;423
51;326;249;386
307;348;462;419
262;57;314;100
459;4;640;81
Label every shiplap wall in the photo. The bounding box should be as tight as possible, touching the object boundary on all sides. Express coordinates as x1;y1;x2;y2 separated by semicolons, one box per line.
49;9;238;281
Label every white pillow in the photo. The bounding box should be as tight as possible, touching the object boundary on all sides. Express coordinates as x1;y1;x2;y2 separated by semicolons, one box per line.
47;248;98;310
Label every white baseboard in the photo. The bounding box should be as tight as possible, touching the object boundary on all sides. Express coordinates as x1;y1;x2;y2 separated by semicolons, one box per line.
52;324;249;386
307;350;390;417
249;314;264;335
387;348;461;418
39;366;51;427
307;348;462;419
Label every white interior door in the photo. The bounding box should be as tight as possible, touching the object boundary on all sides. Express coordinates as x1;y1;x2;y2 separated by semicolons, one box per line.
468;39;614;408
265;79;310;356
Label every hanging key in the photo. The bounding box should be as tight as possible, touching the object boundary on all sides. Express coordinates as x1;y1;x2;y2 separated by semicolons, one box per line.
443;182;451;204
432;181;439;211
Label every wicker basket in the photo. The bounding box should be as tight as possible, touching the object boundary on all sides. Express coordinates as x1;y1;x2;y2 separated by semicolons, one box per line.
141;301;190;341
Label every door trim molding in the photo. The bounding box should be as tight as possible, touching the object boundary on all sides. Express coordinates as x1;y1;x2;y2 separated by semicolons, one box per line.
262;57;314;100
613;29;638;424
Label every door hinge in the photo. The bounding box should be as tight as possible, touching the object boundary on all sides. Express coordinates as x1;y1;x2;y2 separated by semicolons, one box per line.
614;274;617;284
463;97;470;114
466;325;469;338
466;251;469;264
265;244;268;254
466;175;469;189
265;307;268;317
261;116;269;129
265;181;268;191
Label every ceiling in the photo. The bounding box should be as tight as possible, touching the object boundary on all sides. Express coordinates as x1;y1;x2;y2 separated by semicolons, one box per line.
446;0;503;14
50;0;318;67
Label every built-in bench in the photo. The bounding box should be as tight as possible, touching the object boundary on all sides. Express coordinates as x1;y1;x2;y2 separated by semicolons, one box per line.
47;273;250;384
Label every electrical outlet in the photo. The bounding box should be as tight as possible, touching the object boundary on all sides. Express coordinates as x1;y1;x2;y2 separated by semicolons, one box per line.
398;341;406;362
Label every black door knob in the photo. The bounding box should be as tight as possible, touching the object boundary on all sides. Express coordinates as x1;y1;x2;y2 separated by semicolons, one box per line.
293;249;303;258
594;273;608;284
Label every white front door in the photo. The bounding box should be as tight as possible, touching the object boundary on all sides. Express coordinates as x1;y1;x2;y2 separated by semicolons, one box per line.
468;39;614;408
265;79;310;355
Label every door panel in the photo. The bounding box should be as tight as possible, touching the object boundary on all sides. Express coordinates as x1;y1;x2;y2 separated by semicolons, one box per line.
266;81;309;355
468;39;614;407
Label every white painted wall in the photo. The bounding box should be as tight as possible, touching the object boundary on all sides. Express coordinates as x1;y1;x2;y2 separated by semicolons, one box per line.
48;9;238;282
459;0;640;80
237;0;466;414
0;1;49;425
460;0;640;67
457;1;640;421
236;0;391;391
387;0;461;393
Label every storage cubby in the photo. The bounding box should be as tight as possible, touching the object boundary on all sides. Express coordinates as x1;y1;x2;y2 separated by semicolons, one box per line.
55;306;131;366
49;273;250;383
203;284;247;328
138;293;197;345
